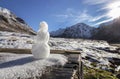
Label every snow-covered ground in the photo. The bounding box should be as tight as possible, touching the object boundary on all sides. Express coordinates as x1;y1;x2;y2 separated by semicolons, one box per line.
0;31;120;71
0;31;34;49
49;38;120;70
0;53;67;79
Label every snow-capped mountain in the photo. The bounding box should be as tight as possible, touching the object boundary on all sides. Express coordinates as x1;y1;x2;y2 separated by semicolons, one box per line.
0;7;36;35
51;18;120;42
50;23;95;38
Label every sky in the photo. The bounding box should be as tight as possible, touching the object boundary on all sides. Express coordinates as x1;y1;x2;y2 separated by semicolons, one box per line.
0;0;120;32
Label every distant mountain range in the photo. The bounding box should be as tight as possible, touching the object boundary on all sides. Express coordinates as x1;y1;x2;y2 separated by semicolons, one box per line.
0;7;36;35
50;18;120;42
50;23;95;38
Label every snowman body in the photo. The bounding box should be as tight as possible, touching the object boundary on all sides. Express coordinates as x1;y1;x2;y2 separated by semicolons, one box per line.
32;21;50;59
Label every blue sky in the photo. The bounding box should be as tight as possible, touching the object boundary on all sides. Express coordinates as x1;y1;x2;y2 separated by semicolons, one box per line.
0;0;120;31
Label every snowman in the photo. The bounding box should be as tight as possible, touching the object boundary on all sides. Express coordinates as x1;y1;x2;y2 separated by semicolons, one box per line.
32;21;50;59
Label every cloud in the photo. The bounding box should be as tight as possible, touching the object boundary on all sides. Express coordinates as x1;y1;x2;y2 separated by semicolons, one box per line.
83;0;119;5
88;14;107;22
56;9;74;18
54;8;105;25
75;11;108;24
83;0;110;5
53;8;76;22
73;10;92;22
54;0;120;27
54;14;69;18
83;0;120;25
93;18;113;26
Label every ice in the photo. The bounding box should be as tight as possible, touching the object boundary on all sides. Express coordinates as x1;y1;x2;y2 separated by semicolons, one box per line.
32;21;50;59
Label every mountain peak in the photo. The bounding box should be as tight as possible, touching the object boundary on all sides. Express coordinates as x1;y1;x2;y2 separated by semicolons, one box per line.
50;23;95;38
76;22;87;25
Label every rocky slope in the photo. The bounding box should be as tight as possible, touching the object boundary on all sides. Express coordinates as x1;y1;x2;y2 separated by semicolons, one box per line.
93;17;120;42
50;23;96;38
0;7;36;35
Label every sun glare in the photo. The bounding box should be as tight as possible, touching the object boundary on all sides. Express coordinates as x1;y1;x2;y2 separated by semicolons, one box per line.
107;1;120;19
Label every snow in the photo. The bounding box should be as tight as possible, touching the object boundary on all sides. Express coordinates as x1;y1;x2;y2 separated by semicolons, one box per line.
0;31;34;49
0;53;67;79
115;66;120;71
32;21;50;59
0;7;11;15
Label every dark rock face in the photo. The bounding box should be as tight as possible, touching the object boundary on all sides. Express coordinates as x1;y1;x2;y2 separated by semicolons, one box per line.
108;57;120;66
96;47;120;54
93;17;120;42
116;74;120;79
0;7;36;35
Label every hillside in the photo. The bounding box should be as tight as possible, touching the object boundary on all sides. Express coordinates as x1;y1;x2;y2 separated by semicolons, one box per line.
0;7;36;35
94;17;120;42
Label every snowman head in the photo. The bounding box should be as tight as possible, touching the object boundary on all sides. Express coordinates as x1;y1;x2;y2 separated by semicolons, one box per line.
39;21;48;32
